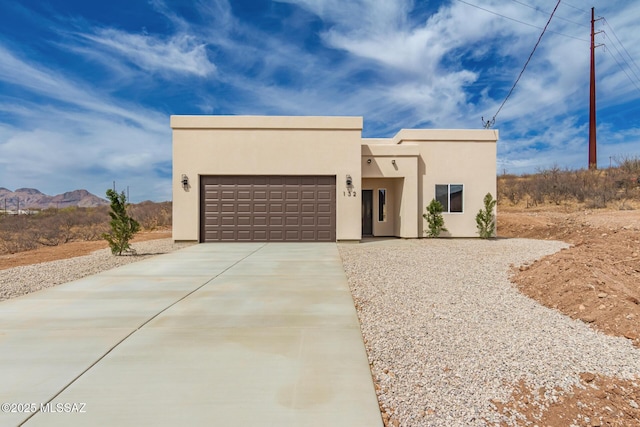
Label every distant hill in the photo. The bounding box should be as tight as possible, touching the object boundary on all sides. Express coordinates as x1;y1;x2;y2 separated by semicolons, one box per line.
0;188;108;211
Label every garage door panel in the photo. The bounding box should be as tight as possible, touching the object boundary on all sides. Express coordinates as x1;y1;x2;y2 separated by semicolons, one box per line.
221;219;236;228
285;203;300;213
301;230;316;240
299;177;316;186
269;230;284;240
301;191;315;200
253;230;268;240
286;190;300;200
285;216;299;226
237;191;251;200
269;216;283;226
204;216;220;226
269;203;283;213
316;176;335;186
269;190;284;200
204;203;220;214
301;203;315;213
317;230;332;240
317;190;332;200
236;203;249;213
317;216;332;226
201;176;335;242
301;216;316;226
236;230;252;240
253;191;267;200
317;203;331;213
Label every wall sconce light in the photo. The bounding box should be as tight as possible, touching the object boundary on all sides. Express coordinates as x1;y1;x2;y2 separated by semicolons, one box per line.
346;174;353;186
367;159;372;164
392;160;396;165
181;174;189;189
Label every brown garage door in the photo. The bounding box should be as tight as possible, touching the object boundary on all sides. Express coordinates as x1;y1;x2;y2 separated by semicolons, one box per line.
200;176;336;242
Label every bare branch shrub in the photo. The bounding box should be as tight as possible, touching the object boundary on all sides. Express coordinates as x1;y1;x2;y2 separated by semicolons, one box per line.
497;162;639;209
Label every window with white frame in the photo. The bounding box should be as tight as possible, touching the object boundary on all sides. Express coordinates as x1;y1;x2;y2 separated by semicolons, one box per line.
378;189;386;221
435;184;463;213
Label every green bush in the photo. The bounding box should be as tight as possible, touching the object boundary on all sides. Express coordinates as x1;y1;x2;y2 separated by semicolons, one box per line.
423;199;447;237
102;189;140;255
476;193;497;239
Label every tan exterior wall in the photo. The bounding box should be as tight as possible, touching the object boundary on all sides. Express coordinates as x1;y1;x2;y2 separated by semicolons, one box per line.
172;116;363;241
396;130;498;238
172;116;498;241
361;144;419;238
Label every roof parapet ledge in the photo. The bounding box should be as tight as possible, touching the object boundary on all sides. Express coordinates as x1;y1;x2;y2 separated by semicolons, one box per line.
170;115;364;131
392;129;499;144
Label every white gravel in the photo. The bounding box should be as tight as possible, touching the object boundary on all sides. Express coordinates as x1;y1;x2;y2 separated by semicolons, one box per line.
339;238;640;427
0;239;194;301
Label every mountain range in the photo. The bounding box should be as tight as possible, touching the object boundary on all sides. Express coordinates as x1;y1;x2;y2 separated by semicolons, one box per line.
0;188;108;211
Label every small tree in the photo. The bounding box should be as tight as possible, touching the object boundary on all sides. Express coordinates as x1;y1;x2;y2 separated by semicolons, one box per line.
423;199;447;237
102;189;140;255
476;192;497;239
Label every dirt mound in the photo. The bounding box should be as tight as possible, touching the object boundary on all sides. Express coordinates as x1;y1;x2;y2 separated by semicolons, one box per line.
498;207;640;426
499;208;640;347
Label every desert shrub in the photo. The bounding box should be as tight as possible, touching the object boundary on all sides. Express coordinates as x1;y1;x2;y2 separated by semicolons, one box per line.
129;201;172;230
423;199;447;238
0;216;38;253
615;155;640;175
102;189;140;256
497;163;640;209
476;193;497;239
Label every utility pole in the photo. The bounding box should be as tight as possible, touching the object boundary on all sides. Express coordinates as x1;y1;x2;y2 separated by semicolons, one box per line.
589;7;603;170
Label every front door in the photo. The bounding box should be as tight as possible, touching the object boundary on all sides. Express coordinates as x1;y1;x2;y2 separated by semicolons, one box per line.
362;189;373;236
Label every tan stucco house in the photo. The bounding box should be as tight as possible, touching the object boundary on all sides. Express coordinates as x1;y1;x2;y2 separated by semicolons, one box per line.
171;115;497;242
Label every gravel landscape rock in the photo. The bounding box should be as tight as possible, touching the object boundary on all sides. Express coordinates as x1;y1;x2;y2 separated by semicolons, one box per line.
339;238;640;426
0;239;193;301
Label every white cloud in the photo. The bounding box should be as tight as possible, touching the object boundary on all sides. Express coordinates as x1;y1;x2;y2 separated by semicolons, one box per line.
0;45;172;201
0;45;166;132
78;29;215;77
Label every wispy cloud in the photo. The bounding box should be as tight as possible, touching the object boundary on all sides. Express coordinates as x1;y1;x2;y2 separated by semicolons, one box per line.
0;43;170;200
77;29;216;78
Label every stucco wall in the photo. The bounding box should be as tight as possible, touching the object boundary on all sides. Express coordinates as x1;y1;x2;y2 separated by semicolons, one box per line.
397;130;498;238
172;116;363;241
361;143;419;238
172;116;498;241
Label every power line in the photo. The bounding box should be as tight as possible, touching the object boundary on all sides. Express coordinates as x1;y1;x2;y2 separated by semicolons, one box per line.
482;0;563;128
602;18;640;79
603;45;640;95
560;1;589;14
507;0;585;27
454;0;587;42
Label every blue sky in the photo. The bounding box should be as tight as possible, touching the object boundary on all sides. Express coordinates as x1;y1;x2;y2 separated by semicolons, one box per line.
0;0;638;202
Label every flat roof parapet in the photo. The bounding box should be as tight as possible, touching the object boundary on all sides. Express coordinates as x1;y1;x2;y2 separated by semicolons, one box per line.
170;115;364;131
393;129;499;144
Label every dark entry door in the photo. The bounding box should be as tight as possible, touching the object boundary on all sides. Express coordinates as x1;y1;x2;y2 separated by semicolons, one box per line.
362;189;373;236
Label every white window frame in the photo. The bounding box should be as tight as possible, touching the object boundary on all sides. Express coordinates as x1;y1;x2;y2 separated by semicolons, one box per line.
378;188;387;222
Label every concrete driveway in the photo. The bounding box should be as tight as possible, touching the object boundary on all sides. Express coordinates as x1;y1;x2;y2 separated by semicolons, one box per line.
0;243;382;426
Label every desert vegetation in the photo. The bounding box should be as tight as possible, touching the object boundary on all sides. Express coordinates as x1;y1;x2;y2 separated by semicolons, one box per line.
498;156;640;209
0;201;171;255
